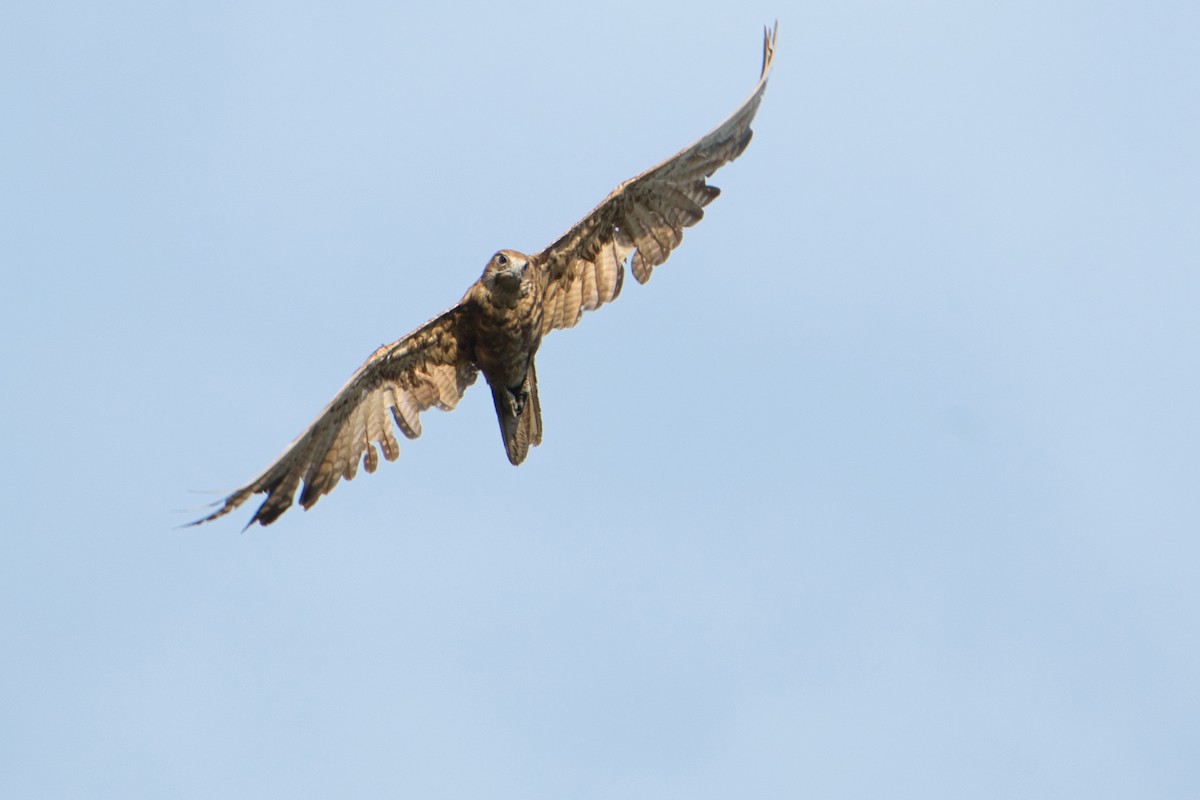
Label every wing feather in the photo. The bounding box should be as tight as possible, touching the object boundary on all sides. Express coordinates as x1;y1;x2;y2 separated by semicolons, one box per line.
537;22;777;334
189;306;477;528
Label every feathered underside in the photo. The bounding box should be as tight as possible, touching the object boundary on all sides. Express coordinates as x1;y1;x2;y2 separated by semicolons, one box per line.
537;22;777;334
189;307;475;528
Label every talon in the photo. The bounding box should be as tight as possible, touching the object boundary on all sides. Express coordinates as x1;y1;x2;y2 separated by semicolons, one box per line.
507;385;527;416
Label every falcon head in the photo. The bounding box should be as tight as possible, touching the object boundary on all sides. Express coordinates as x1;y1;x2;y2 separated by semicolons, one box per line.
482;249;533;296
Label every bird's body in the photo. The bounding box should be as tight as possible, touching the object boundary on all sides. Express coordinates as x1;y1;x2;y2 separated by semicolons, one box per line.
191;24;778;528
461;249;546;465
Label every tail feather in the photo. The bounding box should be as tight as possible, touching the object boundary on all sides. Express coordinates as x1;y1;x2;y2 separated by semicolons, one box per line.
491;363;542;465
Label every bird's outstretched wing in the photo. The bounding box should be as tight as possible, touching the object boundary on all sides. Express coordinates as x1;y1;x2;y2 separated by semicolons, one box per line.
189;307;477;528
536;22;778;335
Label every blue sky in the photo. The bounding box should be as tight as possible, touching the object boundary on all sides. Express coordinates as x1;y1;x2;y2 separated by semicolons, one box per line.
3;1;1198;797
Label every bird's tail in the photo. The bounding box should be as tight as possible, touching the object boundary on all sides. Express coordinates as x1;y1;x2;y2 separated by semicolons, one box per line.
490;362;542;465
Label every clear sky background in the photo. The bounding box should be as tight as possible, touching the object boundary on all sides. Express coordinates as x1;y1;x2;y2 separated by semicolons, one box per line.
3;1;1198;797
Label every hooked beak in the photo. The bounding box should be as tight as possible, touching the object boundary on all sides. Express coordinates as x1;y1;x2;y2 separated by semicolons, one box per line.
498;258;526;283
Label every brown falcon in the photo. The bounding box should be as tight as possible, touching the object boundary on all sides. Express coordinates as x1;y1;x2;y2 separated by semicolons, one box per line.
191;24;778;528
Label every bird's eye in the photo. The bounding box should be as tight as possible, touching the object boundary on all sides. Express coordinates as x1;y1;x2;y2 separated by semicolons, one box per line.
496;253;509;268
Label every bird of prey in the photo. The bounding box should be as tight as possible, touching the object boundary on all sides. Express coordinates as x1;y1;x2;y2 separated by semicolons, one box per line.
192;24;777;528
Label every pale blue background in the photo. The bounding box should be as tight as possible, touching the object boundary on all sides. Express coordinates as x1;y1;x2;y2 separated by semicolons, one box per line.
3;1;1198;797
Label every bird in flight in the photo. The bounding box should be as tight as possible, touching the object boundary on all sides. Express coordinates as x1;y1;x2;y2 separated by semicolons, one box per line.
192;24;778;528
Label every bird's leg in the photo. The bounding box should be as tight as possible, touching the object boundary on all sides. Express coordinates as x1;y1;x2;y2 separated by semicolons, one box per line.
506;384;527;416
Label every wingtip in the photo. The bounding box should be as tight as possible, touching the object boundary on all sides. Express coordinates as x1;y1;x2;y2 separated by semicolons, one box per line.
761;21;779;79
175;495;231;529
175;483;264;529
